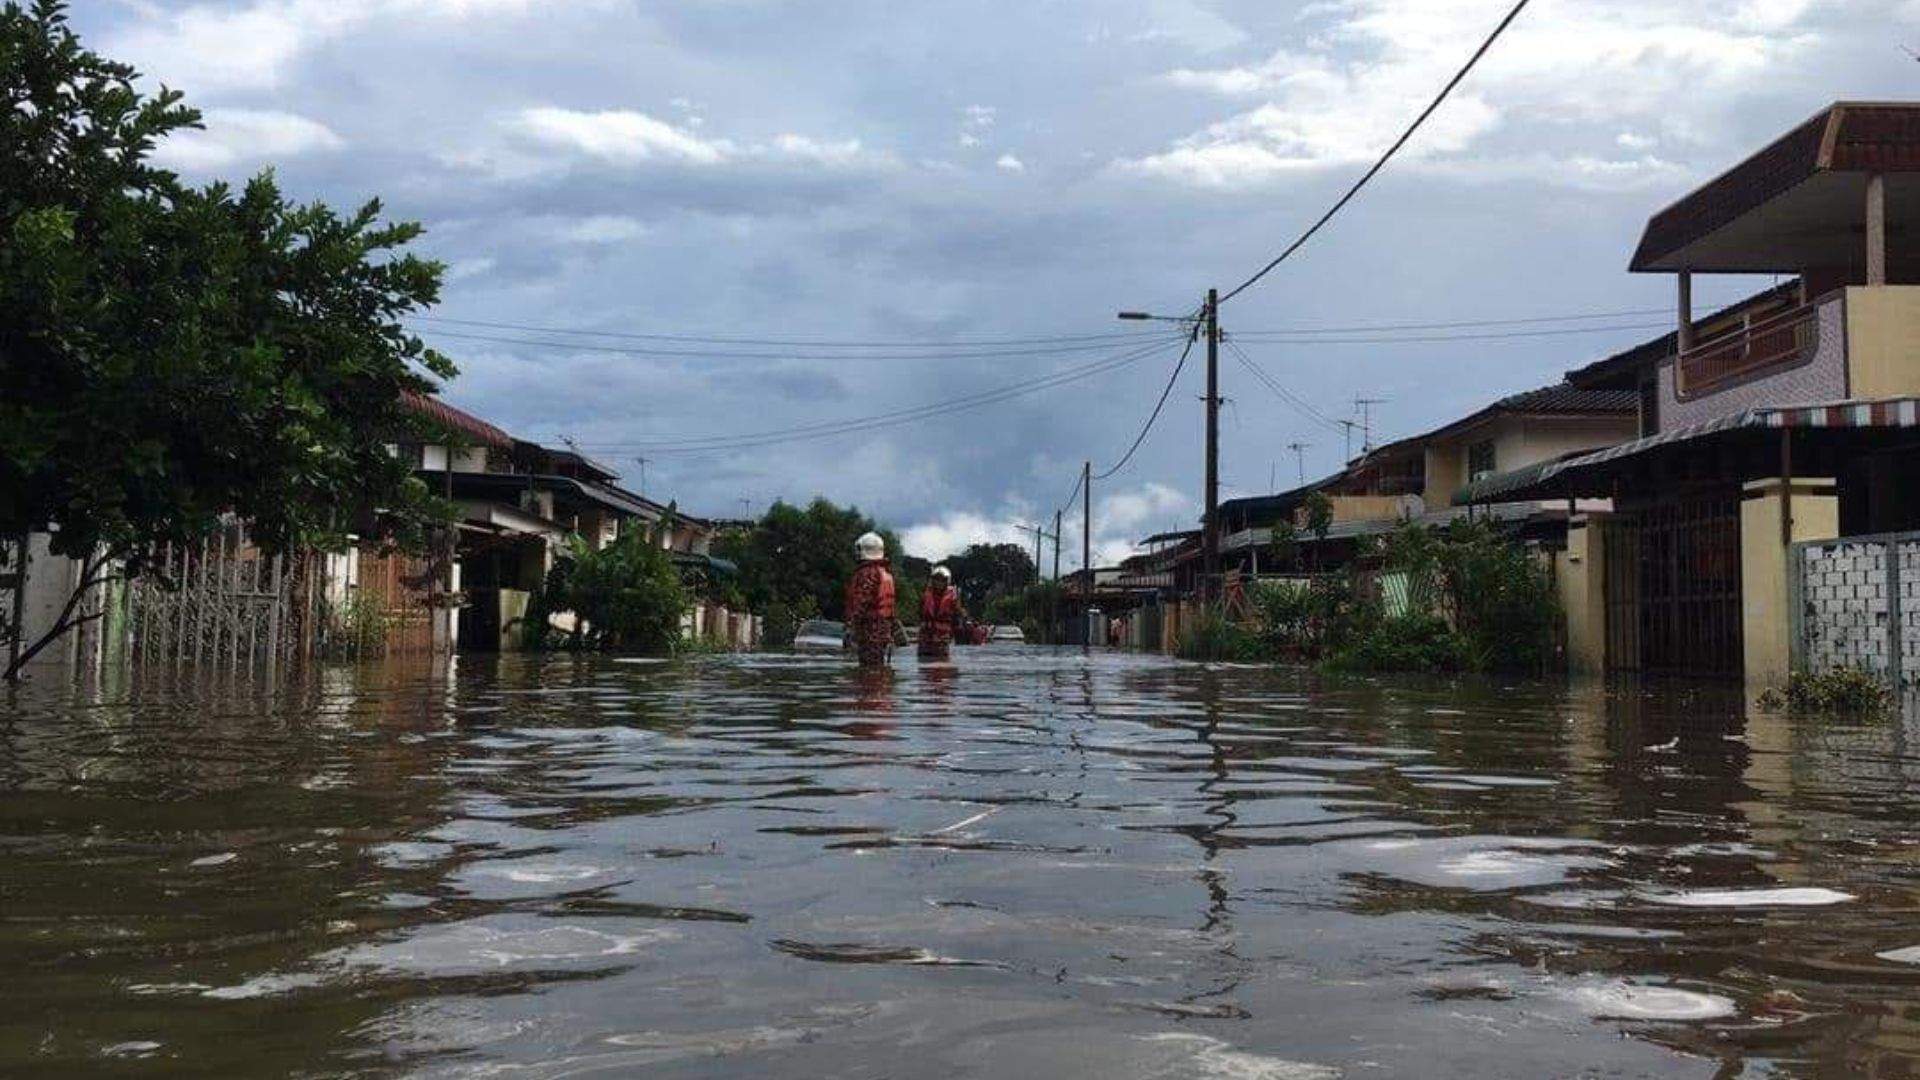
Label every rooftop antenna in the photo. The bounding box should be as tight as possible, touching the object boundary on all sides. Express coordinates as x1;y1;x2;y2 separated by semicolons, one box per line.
1287;441;1311;483
1337;419;1358;462
1353;398;1386;453
632;456;649;496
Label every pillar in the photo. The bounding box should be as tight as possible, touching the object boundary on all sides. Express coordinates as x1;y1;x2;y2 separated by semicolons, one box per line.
1740;477;1837;688
1867;172;1887;287
1677;271;1695;352
1559;513;1610;675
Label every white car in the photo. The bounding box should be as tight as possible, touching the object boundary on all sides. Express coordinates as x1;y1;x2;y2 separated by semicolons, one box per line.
989;624;1027;645
791;619;847;653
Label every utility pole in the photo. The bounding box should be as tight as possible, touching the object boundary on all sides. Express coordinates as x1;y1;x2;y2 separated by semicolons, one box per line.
1287;441;1310;483
1081;461;1092;643
1354;398;1385;454
1051;508;1062;645
1203;288;1221;605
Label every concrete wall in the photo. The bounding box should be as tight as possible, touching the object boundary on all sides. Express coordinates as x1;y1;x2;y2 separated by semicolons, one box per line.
1740;477;1838;688
1845;285;1920;399
1558;514;1609;675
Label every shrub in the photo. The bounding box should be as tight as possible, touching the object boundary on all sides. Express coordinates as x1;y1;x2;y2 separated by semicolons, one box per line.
1382;520;1560;674
1759;669;1892;716
1325;613;1467;674
1252;577;1368;661
536;526;689;654
1175;608;1264;662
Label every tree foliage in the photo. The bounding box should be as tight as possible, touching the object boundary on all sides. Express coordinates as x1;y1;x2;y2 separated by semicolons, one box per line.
710;498;910;621
943;542;1036;611
1;2;453;675
542;526;688;654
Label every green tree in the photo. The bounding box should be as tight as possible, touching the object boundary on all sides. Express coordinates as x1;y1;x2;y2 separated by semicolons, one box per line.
547;525;688;653
944;542;1036;611
1;2;453;679
709;497;906;620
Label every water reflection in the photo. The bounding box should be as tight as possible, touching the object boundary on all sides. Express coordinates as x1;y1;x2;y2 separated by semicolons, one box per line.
5;652;1920;1075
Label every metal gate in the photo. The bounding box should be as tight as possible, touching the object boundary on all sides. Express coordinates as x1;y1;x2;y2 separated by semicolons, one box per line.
1605;490;1743;676
127;524;323;671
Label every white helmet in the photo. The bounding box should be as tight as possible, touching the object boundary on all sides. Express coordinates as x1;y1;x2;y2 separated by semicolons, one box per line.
931;565;952;580
854;532;886;561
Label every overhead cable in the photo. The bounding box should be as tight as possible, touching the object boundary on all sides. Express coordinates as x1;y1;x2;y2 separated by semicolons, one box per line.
415;327;1173;363
1217;0;1533;305
1093;322;1202;481
572;336;1185;454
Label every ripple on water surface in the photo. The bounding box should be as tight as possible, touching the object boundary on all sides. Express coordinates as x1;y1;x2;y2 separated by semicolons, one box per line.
1;653;1917;1076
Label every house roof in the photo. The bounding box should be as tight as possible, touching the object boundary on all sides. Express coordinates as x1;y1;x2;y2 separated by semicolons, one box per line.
401;390;515;449
1216;473;1344;525
1358;383;1637;464
1630;102;1920;272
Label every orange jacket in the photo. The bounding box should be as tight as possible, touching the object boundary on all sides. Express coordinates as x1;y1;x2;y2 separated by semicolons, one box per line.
846;562;896;621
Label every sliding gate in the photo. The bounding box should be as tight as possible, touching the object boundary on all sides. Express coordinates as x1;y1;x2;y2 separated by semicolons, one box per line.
1605;489;1743;676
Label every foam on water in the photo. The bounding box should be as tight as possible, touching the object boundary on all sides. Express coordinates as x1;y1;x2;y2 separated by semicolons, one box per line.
1563;981;1737;1021
1645;887;1855;908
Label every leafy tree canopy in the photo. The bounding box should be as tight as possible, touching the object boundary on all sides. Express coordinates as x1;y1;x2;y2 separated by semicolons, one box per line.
1;1;454;676
1;1;452;563
710;497;910;621
943;542;1036;611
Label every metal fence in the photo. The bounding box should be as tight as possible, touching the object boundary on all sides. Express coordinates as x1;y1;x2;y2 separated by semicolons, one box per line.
1791;530;1920;689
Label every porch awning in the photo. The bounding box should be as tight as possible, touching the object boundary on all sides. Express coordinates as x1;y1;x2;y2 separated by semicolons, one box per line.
1468;396;1920;501
671;552;738;577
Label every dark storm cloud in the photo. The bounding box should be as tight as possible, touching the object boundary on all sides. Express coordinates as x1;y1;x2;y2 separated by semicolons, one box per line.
77;0;1920;554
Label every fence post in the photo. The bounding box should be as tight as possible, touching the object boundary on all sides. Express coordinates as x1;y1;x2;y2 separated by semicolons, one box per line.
1787;540;1806;675
1888;538;1905;691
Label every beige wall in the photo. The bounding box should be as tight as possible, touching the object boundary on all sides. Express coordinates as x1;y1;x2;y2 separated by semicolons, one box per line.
1309;494;1417;526
1558;514;1609;675
1845;285;1920;398
1739;477;1838;689
1425;414;1637;507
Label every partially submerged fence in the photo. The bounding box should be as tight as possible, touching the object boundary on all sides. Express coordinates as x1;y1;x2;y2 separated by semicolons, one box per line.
127;524;327;672
1792;530;1920;689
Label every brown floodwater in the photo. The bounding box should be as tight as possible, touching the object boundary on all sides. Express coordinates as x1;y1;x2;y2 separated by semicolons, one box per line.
4;648;1920;1077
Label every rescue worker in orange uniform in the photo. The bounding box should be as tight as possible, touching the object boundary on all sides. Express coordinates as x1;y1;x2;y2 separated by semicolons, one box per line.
845;532;897;668
917;565;966;661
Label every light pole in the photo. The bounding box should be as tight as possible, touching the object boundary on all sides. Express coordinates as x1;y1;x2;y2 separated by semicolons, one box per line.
1120;294;1219;603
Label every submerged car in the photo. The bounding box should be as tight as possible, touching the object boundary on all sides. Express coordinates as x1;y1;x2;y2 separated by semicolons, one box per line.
989;624;1027;645
791;619;847;653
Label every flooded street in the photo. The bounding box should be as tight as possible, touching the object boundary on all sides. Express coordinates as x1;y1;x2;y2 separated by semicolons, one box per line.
6;649;1920;1077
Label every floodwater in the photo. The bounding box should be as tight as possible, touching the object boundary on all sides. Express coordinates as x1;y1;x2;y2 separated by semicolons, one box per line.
5;650;1920;1078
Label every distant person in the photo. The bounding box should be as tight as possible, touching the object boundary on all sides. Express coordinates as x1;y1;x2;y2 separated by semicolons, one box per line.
845;532;897;668
918;565;966;661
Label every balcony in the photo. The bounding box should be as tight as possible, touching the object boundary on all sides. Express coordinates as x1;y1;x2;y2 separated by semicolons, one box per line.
1659;287;1920;431
1675;300;1821;400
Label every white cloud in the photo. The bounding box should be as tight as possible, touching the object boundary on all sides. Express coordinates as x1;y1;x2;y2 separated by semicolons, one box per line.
514;107;734;165
151;108;343;171
459;108;892;178
107;0;550;92
445;256;496;282
1119;0;1821;189
902;483;1191;567
556;215;648;244
995;154;1026;173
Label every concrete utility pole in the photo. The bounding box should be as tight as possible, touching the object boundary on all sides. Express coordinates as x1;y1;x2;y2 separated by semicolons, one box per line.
1052;508;1062;644
1203;288;1221;604
1288;441;1310;483
1082;461;1092;635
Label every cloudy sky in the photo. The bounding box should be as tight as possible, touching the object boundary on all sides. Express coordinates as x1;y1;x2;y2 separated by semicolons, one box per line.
79;0;1920;563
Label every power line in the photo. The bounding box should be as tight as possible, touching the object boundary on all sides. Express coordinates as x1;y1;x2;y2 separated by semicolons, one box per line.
1224;339;1345;432
1217;0;1533;305
1094;322;1202;481
412;315;1159;349
1230;320;1671;345
572;336;1186;454
414;326;1173;363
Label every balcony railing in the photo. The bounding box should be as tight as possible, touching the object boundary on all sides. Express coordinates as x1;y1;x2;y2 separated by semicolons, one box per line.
1675;300;1820;399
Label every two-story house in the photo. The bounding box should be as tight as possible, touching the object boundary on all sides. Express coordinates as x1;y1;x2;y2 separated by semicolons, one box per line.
1480;102;1920;683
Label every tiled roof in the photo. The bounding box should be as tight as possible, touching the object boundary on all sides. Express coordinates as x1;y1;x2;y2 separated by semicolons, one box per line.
1491;385;1639;414
1631;102;1920;271
400;390;515;449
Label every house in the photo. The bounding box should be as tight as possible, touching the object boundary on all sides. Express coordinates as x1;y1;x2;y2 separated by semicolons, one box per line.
1199;383;1637;580
1473;102;1920;684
